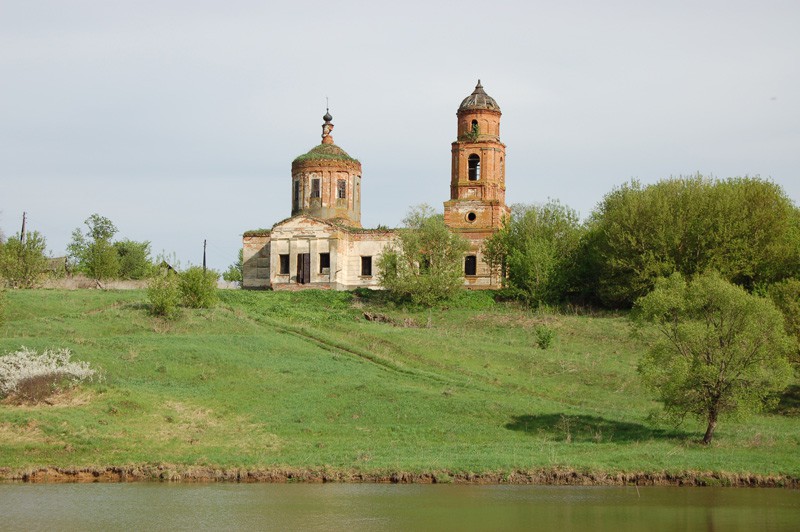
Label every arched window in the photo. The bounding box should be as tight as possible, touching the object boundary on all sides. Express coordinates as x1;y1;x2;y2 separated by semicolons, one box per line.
471;119;478;135
468;154;480;181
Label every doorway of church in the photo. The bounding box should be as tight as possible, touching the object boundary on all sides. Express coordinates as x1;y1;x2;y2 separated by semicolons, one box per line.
297;253;311;284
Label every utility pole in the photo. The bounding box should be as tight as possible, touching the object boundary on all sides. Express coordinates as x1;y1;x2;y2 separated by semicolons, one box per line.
20;211;27;244
203;239;207;273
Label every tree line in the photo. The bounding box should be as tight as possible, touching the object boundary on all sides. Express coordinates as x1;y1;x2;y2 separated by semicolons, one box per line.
378;175;799;443
0;213;244;287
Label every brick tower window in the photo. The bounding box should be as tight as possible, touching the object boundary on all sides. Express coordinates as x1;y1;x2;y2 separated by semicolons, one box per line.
337;179;346;199
310;179;321;198
468;154;480;181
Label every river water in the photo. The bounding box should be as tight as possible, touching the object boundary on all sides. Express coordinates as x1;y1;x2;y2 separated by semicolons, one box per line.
1;483;798;531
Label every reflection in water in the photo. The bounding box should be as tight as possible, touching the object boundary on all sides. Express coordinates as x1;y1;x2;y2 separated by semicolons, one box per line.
0;483;798;531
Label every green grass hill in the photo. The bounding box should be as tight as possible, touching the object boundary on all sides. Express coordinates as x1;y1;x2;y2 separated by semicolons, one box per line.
0;289;797;483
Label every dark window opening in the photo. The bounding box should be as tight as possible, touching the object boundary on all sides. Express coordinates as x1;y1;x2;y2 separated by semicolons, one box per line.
471;119;478;135
310;179;321;198
361;256;372;277
279;254;290;275
468;154;480;181
297;253;311;284
337;179;346;199
465;255;477;276
293;180;300;211
319;252;330;273
467;212;477;222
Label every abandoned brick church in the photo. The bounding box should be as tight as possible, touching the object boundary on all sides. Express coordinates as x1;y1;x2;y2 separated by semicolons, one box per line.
242;81;510;290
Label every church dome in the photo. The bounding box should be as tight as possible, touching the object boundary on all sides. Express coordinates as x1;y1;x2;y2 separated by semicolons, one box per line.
292;143;359;165
458;80;500;112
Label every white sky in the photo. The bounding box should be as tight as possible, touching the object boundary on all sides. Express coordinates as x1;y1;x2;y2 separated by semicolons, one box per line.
1;0;798;271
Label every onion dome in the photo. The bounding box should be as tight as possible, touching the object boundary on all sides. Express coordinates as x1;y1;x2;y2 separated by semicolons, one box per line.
458;80;500;112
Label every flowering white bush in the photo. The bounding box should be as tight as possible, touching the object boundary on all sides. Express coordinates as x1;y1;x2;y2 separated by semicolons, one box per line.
0;347;97;398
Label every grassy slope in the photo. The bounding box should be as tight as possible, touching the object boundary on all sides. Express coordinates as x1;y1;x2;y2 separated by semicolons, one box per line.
0;289;797;477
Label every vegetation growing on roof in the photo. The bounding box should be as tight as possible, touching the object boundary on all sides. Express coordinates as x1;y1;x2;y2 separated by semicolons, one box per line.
292;144;359;164
243;229;271;237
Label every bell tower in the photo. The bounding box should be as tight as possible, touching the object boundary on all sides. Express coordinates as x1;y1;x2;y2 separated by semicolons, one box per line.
444;81;509;287
444;80;509;230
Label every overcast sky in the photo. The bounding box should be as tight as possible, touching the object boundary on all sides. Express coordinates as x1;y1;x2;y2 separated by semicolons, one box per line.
1;0;798;271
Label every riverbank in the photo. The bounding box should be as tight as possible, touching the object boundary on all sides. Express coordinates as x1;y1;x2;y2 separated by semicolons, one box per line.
1;289;798;482
2;465;797;488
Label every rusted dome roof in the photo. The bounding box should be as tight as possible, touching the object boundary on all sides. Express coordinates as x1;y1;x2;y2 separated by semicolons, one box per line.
458;80;500;112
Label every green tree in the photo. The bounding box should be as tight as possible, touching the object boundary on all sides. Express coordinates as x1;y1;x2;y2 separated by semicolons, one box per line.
590;176;800;307
114;239;153;280
222;249;243;284
378;204;469;306
68;214;120;281
483;201;584;306
634;271;793;444
0;231;49;288
768;278;800;365
179;267;219;308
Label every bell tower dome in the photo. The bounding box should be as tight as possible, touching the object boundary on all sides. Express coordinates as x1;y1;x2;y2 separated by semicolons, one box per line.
444;81;509;231
290;110;362;226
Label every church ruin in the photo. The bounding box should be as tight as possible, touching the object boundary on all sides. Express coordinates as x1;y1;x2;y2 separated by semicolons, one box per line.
242;81;510;290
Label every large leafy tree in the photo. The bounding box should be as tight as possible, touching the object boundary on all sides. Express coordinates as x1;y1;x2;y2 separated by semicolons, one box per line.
0;231;49;288
635;271;793;444
589;176;800;307
768;278;800;365
114;239;153;280
483;201;584;306
378;204;469;306
68;214;121;281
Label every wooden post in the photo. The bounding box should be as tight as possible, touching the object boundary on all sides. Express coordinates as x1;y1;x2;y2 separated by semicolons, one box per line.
20;211;26;244
203;239;207;273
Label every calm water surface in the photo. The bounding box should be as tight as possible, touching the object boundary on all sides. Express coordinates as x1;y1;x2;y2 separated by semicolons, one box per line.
1;483;798;531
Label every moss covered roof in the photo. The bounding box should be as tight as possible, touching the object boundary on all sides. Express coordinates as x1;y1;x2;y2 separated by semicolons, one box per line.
292;143;359;165
243;228;271;237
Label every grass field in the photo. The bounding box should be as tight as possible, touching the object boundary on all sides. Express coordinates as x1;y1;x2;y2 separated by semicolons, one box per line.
0;289;798;481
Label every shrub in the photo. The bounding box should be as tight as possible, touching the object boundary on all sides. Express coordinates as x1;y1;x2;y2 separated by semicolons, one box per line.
0;231;49;288
0;347;97;402
179;267;219;309
534;325;555;350
148;272;180;318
